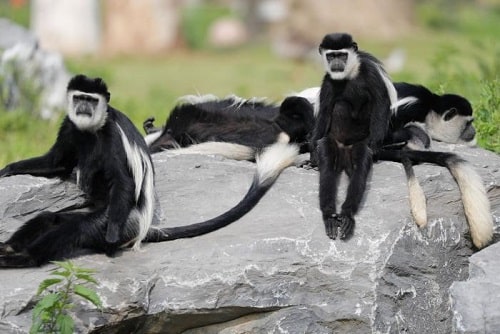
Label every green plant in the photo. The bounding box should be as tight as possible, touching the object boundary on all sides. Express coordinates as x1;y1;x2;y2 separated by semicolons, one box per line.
474;77;500;153
30;261;102;334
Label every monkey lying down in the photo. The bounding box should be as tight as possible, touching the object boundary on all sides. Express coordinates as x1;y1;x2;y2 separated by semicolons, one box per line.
143;94;315;159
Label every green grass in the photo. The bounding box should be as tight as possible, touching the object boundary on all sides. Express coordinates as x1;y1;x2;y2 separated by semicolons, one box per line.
0;3;499;166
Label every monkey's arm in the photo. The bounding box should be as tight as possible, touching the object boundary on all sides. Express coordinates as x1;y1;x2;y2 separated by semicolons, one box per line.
104;157;136;244
369;93;392;152
308;80;334;166
0;121;76;178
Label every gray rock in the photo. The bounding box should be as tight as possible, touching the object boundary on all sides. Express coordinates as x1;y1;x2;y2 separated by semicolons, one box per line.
0;143;499;333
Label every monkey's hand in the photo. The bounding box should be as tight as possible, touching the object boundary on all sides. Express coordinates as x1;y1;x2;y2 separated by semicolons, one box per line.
143;117;156;134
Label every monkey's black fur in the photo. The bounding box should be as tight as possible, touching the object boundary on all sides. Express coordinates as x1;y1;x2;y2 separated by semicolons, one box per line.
310;33;395;240
144;96;315;154
386;82;476;146
0;75;155;267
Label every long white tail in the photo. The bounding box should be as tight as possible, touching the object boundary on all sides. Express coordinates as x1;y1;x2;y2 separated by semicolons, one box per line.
448;159;493;249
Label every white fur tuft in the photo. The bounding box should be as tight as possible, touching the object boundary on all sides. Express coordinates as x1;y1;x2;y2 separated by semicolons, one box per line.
177;94;219;105
177;94;269;109
255;142;299;185
117;125;155;250
144;131;162;146
392;96;419;112
407;173;427;228
373;62;398;112
448;161;493;248
171;142;256;161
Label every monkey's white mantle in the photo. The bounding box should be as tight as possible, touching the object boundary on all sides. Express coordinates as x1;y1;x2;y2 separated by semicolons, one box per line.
0;143;499;333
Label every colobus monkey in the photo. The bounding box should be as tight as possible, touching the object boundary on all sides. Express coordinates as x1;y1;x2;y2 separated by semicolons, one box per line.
143;95;315;158
310;32;398;240
0;75;155;267
388;82;476;146
310;33;493;248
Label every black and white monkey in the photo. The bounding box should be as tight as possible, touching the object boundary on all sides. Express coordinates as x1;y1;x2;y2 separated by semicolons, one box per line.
309;33;492;248
387;82;476;147
0;75;155;267
309;32;398;240
143;95;315;159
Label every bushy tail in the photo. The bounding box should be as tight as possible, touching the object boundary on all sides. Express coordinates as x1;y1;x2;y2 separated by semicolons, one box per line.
401;157;427;228
170;142;257;161
145;141;299;241
377;149;493;249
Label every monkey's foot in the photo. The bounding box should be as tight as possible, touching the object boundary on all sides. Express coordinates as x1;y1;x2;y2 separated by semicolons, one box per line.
324;214;355;240
0;242;15;255
298;160;319;171
0;253;37;268
323;215;340;239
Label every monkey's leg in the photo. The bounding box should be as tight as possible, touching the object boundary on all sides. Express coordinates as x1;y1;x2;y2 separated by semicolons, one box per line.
0;212;63;267
338;143;372;239
318;138;341;239
3;210;111;267
2;212;62;254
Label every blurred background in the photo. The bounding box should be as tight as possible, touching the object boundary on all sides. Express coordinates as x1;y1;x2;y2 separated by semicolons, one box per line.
0;0;498;165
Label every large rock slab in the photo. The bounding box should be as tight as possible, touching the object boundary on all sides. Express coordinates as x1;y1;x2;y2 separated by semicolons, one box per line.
0;143;499;333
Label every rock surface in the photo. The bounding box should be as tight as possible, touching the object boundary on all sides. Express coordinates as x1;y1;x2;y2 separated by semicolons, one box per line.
0;143;499;333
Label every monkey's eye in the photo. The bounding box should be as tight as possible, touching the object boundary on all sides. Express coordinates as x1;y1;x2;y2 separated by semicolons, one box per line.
73;95;98;104
326;51;348;62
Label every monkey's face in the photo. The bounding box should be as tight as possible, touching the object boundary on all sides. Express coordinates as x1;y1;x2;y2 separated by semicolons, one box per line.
67;91;108;132
320;47;360;80
425;109;476;146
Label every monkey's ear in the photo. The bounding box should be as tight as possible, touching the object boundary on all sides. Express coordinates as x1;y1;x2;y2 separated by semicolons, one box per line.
318;47;324;55
352;42;358;52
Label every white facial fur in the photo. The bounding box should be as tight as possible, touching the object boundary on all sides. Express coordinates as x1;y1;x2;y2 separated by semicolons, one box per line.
425;110;474;144
67;90;108;132
321;48;360;80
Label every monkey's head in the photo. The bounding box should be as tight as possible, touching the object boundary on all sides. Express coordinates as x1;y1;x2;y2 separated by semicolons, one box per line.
425;94;476;146
319;33;360;80
66;74;110;132
278;96;315;142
